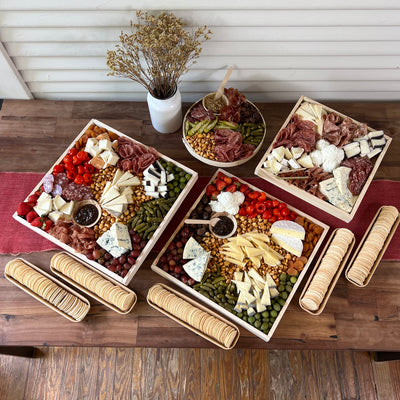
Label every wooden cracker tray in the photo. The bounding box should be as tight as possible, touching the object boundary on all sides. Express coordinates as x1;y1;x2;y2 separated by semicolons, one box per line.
345;206;400;287
12;119;198;286
255;95;392;223
50;251;137;314
4;258;90;322
299;228;355;315
151;168;329;343
147;283;240;350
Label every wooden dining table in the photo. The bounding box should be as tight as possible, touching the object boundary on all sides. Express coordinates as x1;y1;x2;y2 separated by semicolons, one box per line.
0;99;399;351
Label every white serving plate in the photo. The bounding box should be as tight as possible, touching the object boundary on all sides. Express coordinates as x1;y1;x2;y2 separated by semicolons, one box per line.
13;119;198;286
255;96;392;223
151;168;330;343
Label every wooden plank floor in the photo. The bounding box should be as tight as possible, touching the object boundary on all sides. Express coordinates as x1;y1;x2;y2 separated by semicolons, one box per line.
0;348;399;400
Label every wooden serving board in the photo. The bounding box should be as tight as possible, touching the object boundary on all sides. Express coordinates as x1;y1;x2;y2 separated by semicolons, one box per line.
147;283;240;350
345;206;400;287
50;251;137;315
254;95;392;223
151;168;330;343
4;258;90;322
12;119;198;286
299;228;355;315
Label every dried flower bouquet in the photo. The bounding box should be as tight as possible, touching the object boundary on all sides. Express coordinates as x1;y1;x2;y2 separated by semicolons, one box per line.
107;11;212;99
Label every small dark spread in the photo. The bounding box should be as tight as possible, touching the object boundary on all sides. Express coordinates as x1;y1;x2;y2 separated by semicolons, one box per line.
204;94;227;113
212;216;234;236
74;204;99;226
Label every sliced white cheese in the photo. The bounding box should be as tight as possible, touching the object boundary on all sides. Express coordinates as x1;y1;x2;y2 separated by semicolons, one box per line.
291;147;304;159
288;158;301;169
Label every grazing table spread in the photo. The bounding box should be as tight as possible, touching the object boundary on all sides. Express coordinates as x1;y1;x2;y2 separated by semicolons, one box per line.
0;99;399;350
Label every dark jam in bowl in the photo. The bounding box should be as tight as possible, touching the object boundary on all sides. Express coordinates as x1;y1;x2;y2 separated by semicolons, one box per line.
212;216;234;237
74;204;99;226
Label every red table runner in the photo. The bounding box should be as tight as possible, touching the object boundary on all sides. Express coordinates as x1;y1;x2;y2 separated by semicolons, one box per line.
1;172;399;260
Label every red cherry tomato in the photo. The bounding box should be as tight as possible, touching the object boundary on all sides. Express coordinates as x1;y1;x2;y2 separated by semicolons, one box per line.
63;154;72;164
74;175;84;185
262;210;272;220
258;192;267;202
246;205;255;214
77;165;85;175
68;148;79;156
265;200;272;208
77;150;89;162
83;173;92;185
239;208;247;216
277;215;284;220
272;208;281;216
280;207;290;217
84;163;95;173
290;211;297;220
67;170;77;181
72;155;81;165
53;164;65;175
272;199;279;208
278;202;287;210
64;162;75;172
255;202;267;214
269;216;277;223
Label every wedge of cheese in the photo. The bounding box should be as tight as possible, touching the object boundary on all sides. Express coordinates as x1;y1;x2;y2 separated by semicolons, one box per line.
271;233;303;257
183;237;207;260
270;220;305;240
183;252;210;282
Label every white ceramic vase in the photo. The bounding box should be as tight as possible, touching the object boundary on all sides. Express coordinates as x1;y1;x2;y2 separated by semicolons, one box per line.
146;88;182;134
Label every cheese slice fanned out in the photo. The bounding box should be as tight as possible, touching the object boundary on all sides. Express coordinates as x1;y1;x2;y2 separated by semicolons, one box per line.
182;237;207;260
270;220;305;240
183;252;210;282
271;233;303;257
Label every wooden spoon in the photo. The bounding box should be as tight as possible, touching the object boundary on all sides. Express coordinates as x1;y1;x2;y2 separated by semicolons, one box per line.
184;217;220;227
214;67;233;100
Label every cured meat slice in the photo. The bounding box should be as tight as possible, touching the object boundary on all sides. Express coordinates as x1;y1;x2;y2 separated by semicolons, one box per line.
341;156;373;195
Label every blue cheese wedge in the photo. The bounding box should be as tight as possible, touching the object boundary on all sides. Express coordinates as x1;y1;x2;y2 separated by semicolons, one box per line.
182;237;207;259
183;252;210;282
319;177;353;212
333;166;357;206
270;220;305;240
96;222;132;258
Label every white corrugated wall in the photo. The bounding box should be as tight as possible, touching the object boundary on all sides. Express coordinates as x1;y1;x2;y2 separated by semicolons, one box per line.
0;0;399;102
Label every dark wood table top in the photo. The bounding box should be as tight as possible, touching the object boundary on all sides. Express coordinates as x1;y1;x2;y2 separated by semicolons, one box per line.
0;99;399;350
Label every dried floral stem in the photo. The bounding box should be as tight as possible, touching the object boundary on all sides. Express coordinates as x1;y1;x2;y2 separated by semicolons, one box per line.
107;11;212;99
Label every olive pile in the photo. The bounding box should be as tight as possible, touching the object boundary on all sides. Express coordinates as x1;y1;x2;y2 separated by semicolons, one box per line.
193;271;298;335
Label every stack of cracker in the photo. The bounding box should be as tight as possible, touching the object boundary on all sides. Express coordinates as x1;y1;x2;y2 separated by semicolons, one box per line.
300;228;354;312
347;206;399;286
5;259;89;321
147;284;239;349
51;253;136;313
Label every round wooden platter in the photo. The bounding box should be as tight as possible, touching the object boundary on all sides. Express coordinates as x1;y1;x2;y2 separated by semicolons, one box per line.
182;99;266;168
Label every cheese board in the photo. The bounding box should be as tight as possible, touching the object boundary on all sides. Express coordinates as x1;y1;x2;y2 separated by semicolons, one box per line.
182;88;266;167
255;96;392;222
151;169;329;343
13;119;198;286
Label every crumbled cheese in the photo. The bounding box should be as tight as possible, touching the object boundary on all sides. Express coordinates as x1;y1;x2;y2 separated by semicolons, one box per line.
311;140;344;173
209;191;245;215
